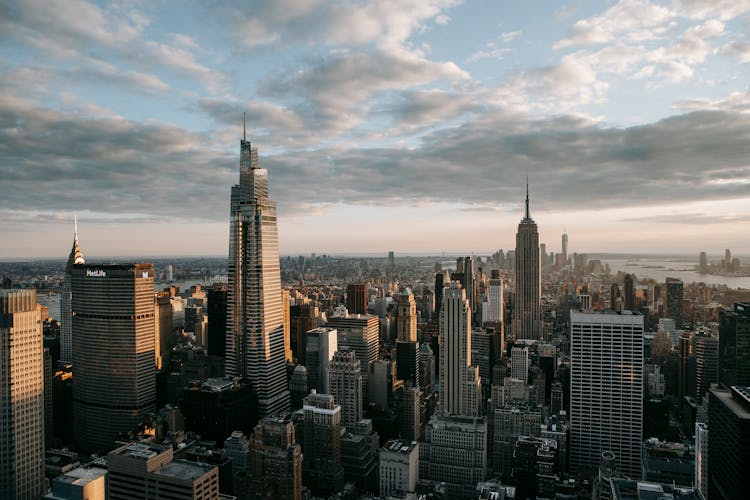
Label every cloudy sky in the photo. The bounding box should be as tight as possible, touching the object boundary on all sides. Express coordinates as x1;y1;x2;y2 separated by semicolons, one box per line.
1;0;749;258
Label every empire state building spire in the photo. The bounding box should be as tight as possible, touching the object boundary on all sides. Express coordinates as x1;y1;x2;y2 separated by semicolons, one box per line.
226;124;290;418
513;180;542;340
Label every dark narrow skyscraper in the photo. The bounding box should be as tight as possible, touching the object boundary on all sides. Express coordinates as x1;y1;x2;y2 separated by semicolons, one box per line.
61;217;85;364
513;181;542;340
225;120;290;417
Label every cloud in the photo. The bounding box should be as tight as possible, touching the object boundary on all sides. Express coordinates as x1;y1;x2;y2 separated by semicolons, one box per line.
555;0;673;49
258;49;469;134
721;40;750;63
675;90;750;112
215;0;461;51
671;0;750;21
620;213;750;224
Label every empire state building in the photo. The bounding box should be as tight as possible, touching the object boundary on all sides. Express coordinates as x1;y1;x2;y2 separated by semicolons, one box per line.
512;182;542;340
225;118;290;417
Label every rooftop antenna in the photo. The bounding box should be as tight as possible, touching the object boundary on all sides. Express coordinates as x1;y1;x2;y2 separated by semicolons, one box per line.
525;176;530;220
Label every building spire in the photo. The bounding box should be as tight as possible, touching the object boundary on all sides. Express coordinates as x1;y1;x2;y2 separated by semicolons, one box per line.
74;214;78;241
525;176;530;220
243;112;246;141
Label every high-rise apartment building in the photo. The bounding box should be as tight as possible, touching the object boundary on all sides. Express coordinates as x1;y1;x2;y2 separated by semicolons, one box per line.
0;289;45;499
718;302;750;389
440;282;481;416
665;278;684;328
570;310;644;479
302;391;344;496
225;128;290;417
328;350;363;430
61;218;85;364
513;182;542;340
71;263;156;454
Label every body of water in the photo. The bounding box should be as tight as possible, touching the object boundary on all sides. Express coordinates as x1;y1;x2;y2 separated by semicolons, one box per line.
602;257;750;289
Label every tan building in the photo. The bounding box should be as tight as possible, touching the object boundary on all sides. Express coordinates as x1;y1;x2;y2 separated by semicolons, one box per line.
108;442;219;500
43;466;107;500
1;289;45;499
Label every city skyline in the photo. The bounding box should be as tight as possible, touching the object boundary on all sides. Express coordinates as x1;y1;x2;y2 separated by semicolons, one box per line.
1;1;750;258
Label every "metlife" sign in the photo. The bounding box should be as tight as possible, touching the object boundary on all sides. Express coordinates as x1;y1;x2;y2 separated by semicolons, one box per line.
86;269;106;278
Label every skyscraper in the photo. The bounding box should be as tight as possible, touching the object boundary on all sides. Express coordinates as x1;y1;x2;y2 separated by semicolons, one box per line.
570;310;643;479
484;270;504;324
327;312;379;397
305;327;337;394
693;333;718;402
346;284;367;315
71;263;156;454
708;386;750;500
623;273;635;311
439;281;481;416
561;229;568;263
328;350;363;430
225;125;290;417
513;182;542;340
511;346;529;384
61;217;85;364
718;302;750;389
303;391;344;496
395;288;417;342
665;277;684;328
0;289;45;499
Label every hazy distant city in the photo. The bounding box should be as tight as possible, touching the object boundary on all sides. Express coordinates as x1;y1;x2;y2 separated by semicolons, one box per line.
3;2;750;500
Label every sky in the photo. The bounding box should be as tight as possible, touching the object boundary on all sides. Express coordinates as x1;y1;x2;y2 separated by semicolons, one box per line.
1;0;749;259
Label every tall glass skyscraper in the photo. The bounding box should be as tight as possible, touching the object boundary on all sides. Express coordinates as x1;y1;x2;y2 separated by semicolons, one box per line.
513;182;542;340
225;125;290;417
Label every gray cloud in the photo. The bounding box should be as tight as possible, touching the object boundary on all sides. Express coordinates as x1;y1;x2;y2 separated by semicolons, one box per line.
619;213;750;224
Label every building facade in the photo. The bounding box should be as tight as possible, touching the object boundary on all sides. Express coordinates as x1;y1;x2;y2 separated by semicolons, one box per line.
225;130;290;417
328;350;363;430
0;289;45;500
570;310;644;479
379;440;419;497
71;263;156;454
513;183;542;340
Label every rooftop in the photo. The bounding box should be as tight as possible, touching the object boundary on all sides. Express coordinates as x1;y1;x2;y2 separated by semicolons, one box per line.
153;460;215;482
611;479;704;500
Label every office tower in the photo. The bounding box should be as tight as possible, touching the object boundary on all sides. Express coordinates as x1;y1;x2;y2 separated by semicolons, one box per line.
440;282;481;416
693;333;718;401
699;252;707;273
396;340;419;388
694;422;708;498
107;442;219;500
0;290;45;499
708;386;750;500
249;416;303;500
225;128;290;417
399;384;422;442
539;344;556;403
289;365;308;410
456;256;476;315
665;278;684;328
624;274;635;311
421;414;487;500
570;310;644;479
327;312;379;397
513;182;542;340
471;329;492;391
346;284;367;315
182;377;256;444
419;343;436;394
71;263;155;454
369;359;398;409
290;302;316;362
328;350;362;430
281;289;292;364
61;218;85;364
303;391;344;496
678;333;692;405
718;302;750;388
305;327;337;393
380;440;419;497
511;346;529;383
641;440;694;486
340;419;379;491
206;284;227;357
421;288;435;319
484;270;504;325
551;381;564;414
561;230;568;263
512;436;558;500
395;288;417;342
434;271;446;318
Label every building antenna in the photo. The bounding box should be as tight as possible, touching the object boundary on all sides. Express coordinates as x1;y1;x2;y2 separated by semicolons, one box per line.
525;176;530;220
